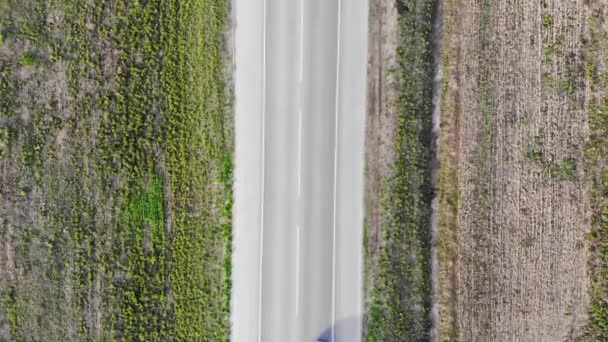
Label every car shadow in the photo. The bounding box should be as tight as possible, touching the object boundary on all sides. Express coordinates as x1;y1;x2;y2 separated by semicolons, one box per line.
316;315;361;342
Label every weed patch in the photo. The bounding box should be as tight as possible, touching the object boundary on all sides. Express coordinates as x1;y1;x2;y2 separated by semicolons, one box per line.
19;52;37;66
542;14;553;29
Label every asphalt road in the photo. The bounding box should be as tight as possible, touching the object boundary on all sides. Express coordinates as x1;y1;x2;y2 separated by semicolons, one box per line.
232;0;368;341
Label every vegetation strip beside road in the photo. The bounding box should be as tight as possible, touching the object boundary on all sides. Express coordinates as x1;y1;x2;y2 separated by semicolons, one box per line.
364;0;437;340
0;0;233;340
585;2;608;338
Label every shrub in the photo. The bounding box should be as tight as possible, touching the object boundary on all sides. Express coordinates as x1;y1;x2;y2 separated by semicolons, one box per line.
20;52;37;67
558;158;577;181
542;14;553;29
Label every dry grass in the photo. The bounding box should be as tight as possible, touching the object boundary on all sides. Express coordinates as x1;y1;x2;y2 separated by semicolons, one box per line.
438;0;598;340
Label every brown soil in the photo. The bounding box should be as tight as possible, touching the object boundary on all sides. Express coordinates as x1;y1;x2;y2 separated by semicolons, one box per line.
438;0;593;340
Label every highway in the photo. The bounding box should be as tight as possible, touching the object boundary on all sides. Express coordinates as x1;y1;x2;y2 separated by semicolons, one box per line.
232;0;368;340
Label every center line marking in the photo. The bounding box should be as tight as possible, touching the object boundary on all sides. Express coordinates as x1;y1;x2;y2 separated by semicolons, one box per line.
257;0;267;340
331;0;342;340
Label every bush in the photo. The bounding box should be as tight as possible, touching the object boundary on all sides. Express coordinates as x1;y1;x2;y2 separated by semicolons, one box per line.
558;158;577;181
20;52;37;67
542;14;553;29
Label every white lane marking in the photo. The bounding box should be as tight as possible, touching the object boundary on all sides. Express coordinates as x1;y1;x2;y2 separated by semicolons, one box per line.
296;0;304;318
297;110;302;197
295;224;300;315
331;0;342;340
257;0;267;340
299;0;304;82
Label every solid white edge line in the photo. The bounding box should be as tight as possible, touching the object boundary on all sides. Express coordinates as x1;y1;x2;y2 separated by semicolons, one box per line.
296;108;302;317
257;0;267;340
296;0;304;320
332;0;342;340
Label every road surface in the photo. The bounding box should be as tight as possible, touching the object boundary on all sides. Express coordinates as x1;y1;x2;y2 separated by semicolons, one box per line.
232;0;368;341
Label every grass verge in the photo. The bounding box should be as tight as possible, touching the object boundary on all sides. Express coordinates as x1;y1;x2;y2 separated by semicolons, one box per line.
365;0;437;340
0;0;233;340
585;4;608;339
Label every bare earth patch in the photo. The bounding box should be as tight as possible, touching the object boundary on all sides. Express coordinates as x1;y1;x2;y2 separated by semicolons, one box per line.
438;0;595;340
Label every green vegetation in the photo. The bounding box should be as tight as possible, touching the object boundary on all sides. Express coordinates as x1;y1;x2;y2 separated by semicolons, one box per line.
0;0;232;340
542;14;553;29
19;52;36;66
115;173;169;338
544;39;564;64
435;0;461;339
526;149;543;163
520;237;535;250
542;74;559;92
587;98;608;336
525;136;579;182
557;158;577;181
585;5;608;339
366;0;436;340
544;45;555;62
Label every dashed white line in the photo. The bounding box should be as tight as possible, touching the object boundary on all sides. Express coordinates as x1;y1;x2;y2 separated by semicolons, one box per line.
299;0;304;83
331;0;342;340
297;110;302;197
296;0;304;318
257;0;267;340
